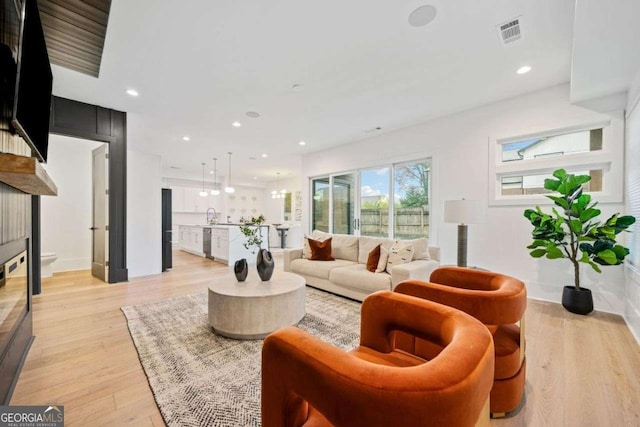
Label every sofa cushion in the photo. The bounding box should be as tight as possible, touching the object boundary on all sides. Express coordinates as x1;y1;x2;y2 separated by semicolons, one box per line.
401;238;430;261
386;242;414;272
290;258;357;279
329;264;392;293
366;244;381;272
314;231;359;262
309;237;335;261
358;236;394;264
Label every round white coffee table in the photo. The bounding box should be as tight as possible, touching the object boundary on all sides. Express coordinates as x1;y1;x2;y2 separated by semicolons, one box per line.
208;270;306;339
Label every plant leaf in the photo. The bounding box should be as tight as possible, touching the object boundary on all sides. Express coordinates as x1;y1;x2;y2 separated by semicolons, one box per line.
546;245;564;259
530;249;546;258
544;178;561;191
553;169;567;179
547;195;569;209
596;249;618;265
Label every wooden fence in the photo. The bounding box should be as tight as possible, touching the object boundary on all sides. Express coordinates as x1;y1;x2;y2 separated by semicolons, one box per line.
361;208;429;238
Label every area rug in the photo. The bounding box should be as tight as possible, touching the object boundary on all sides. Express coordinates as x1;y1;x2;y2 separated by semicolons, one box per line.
121;287;361;427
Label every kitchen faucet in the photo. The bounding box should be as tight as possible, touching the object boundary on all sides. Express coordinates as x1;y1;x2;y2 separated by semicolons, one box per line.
206;208;218;224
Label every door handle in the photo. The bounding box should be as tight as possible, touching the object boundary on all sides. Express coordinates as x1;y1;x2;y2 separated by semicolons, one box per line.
89;227;99;230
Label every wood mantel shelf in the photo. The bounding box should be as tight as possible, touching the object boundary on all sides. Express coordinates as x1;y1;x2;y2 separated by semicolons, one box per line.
0;153;58;196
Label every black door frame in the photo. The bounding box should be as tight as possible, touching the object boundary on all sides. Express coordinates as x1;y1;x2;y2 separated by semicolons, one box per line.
32;96;128;294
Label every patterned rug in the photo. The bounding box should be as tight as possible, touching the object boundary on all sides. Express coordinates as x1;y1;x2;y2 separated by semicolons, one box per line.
121;287;361;427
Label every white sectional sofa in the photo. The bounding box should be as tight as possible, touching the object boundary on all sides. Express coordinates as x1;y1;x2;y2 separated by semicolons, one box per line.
283;230;440;301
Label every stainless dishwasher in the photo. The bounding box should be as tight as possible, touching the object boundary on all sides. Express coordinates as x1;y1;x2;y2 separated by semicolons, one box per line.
203;228;213;260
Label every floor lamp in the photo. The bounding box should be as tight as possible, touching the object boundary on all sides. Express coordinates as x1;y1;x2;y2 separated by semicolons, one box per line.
444;199;484;268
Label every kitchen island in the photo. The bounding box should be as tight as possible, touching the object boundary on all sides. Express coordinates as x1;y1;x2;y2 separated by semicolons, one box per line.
178;224;269;264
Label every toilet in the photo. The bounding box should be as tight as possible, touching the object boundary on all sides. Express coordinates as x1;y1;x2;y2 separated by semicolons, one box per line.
41;252;58;278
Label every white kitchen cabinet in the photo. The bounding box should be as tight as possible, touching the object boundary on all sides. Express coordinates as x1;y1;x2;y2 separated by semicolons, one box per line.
178;225;205;256
210;227;229;262
203;225;269;265
172;186;211;213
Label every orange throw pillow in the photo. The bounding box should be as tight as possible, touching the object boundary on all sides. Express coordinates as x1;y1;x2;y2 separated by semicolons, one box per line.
366;244;381;272
309;237;335;261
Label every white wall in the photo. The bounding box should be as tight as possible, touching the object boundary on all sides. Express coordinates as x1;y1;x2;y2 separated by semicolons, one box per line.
41;135;103;272
127;149;162;278
302;84;628;314
624;73;640;340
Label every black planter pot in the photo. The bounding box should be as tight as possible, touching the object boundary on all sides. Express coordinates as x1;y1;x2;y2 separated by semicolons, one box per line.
561;286;594;315
256;249;275;281
234;258;248;282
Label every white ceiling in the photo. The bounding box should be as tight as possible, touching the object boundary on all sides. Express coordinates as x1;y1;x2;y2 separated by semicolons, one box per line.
570;0;640;105
50;0;576;186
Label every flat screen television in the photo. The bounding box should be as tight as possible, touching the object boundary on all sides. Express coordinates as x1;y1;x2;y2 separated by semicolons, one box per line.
12;0;53;163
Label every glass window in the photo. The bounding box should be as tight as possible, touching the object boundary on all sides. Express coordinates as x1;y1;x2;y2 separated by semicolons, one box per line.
360;168;390;237
311;178;329;232
393;159;430;239
490;119;623;206
501;128;602;162
501;170;603;196
332;173;356;235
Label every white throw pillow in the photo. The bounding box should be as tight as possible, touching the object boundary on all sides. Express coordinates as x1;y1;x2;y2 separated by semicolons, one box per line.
376;247;389;273
400;238;430;260
386;242;414;273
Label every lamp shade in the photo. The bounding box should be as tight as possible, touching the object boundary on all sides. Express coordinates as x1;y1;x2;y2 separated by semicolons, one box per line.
443;199;485;224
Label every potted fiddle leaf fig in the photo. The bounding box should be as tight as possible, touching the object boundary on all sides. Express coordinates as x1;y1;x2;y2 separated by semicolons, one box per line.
523;169;635;315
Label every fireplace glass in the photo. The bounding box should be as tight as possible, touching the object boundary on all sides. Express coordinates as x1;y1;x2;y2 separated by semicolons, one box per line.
0;250;28;352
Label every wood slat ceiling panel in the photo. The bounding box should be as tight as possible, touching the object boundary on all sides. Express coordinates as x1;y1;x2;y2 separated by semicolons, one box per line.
46;36;102;65
48;50;97;75
40;13;104;48
39;0;112;78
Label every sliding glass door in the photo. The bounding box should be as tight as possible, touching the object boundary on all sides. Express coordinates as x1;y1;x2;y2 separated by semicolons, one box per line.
311;178;330;232
332;173;356;234
310;158;431;239
393;159;430;239
359;167;390;237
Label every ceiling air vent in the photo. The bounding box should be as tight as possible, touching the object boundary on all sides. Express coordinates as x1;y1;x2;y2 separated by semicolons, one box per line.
497;18;522;45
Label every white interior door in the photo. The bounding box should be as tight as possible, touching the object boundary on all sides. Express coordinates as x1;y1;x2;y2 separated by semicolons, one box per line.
91;144;109;282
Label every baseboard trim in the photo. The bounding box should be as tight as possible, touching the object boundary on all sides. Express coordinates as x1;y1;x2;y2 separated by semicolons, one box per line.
623;263;640;345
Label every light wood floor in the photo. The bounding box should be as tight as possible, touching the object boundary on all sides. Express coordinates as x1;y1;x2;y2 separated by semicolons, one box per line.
10;251;640;426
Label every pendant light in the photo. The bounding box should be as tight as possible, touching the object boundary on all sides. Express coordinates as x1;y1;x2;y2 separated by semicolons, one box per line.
210;158;220;195
199;163;208;197
272;172;287;199
224;152;235;193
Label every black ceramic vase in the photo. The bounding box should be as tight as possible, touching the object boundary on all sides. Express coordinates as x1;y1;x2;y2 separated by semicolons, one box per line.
561;285;594;315
256;249;275;281
234;258;248;282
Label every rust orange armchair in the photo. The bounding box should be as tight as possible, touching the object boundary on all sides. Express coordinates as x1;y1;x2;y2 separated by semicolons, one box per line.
394;267;527;416
262;291;494;427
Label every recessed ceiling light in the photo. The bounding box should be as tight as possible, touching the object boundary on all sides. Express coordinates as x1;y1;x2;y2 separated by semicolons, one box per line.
253;176;257;180
517;65;532;75
126;89;139;97
182;136;190;141
408;5;437;27
261;153;268;158
299;141;306;146
232;121;242;127
246;111;260;118
209;170;214;174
